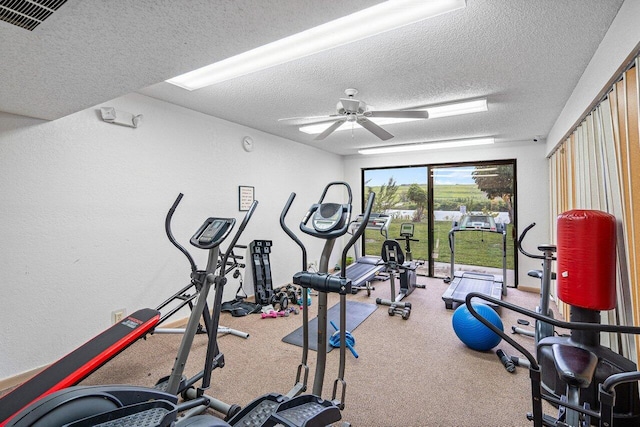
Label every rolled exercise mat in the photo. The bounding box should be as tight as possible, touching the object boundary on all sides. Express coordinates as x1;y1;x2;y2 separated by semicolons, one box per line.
557;209;616;310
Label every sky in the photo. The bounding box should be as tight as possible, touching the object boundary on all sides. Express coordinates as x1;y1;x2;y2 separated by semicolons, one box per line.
364;166;476;186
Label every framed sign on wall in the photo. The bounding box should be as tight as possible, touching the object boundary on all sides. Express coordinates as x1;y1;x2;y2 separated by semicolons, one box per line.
239;186;255;211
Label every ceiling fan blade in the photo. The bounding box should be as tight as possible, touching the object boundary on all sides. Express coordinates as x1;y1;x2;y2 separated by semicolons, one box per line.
314;118;347;140
340;98;361;113
364;110;429;119
357;117;394;140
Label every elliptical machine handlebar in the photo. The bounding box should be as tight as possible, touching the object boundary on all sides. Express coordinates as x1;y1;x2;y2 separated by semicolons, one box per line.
340;192;375;280
280;192;307;272
465;292;640;370
165;193;197;273
318;181;353;205
281;189;375;280
518;222;557;261
220;200;258;275
288;192;375;296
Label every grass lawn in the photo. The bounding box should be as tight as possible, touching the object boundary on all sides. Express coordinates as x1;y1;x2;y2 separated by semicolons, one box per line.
363;220;515;270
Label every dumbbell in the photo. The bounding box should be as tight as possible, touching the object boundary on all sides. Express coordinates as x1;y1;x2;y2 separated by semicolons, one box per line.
261;310;286;319
388;305;410;320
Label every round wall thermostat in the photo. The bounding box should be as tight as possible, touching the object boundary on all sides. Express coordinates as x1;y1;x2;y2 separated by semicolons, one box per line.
242;136;254;152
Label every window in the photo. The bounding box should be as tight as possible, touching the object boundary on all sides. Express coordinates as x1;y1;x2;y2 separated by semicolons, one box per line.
362;160;517;285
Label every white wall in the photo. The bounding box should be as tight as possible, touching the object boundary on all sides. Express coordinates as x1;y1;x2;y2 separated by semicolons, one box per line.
0;93;344;380
5;0;636;380
343;141;549;287
547;0;640;152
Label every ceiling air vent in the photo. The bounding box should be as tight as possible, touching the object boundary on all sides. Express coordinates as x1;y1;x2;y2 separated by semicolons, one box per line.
0;0;67;31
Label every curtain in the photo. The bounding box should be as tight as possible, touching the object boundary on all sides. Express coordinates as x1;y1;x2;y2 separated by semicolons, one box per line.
549;60;640;362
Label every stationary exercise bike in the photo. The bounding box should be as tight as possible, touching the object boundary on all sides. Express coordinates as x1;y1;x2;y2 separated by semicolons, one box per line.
4;194;258;427
510;223;557;355
375;237;424;320
398;222;419;262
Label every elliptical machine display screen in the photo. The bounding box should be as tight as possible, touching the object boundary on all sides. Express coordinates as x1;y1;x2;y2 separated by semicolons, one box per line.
312;203;344;232
190;217;235;249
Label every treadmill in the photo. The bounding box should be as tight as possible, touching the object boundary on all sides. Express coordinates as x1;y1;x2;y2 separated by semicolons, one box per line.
442;214;507;309
339;213;391;294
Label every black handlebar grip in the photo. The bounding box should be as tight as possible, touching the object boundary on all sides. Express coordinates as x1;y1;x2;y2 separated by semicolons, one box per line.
293;272;352;295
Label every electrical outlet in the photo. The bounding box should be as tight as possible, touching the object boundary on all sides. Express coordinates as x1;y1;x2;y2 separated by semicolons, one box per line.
111;309;126;324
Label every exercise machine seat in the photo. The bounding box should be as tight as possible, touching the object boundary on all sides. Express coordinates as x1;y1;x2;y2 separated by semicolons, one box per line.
527;269;557;280
381;240;404;265
552;344;598;389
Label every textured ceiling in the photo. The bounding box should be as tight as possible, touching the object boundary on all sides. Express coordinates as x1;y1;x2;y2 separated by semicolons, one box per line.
0;0;625;155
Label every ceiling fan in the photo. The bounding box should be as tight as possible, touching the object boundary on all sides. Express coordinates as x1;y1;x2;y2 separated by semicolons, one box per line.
278;88;429;141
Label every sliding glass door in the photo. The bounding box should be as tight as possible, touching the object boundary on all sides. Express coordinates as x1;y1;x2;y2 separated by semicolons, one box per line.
362;160;517;285
430;162;516;286
362;166;428;265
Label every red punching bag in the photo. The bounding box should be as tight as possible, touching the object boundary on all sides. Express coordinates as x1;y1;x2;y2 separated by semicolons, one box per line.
556;210;617;310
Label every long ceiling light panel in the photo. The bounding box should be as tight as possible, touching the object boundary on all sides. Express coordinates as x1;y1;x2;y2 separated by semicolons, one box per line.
167;0;466;90
358;137;495;155
299;98;487;135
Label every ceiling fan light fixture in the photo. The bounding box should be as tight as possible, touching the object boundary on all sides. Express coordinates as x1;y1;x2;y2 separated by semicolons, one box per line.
166;0;466;90
358;137;495;155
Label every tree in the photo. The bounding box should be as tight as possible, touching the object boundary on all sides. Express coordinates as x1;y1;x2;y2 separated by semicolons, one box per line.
472;165;514;223
366;177;399;213
406;183;427;222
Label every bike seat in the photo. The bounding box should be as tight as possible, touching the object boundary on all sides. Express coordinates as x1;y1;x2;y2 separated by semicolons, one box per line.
551;344;598;388
527;269;556;280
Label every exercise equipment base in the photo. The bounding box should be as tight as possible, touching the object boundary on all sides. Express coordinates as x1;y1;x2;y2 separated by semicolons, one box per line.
442;271;503;310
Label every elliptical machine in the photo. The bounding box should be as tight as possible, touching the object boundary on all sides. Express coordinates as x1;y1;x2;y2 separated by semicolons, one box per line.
153;197;250;338
4;194;258;427
218;182;374;427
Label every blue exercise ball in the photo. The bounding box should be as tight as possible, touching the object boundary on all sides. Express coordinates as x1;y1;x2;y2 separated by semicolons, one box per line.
452;303;503;351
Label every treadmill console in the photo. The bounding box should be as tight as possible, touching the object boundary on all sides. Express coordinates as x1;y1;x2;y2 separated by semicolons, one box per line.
352;213;391;231
455;214;503;232
190;217;236;249
312;203;346;232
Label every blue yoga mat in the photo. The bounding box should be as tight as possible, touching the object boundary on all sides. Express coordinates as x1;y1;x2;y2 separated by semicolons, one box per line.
282;300;377;352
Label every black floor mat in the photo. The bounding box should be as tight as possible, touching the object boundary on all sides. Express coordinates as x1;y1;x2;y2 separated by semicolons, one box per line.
282;300;377;352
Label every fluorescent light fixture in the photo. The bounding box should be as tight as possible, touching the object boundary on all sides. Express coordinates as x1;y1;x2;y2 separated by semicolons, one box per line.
426;98;487;118
358;137;495;155
299;98;487;135
167;0;466;90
